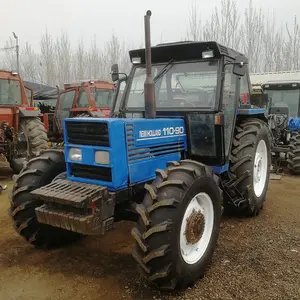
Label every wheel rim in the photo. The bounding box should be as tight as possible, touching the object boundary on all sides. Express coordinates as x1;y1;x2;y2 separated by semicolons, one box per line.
180;192;214;265
253;139;268;197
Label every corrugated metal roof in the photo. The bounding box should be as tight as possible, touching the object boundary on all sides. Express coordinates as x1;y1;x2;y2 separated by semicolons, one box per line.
250;71;300;85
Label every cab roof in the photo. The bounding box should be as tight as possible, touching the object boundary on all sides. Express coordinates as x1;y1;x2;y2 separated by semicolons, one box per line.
129;41;246;64
64;80;114;90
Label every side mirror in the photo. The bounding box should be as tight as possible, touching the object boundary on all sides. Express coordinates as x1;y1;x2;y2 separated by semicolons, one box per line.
233;55;247;77
111;64;119;82
250;93;268;108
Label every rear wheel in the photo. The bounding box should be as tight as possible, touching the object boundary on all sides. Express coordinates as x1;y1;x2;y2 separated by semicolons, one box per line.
10;117;49;173
9;149;82;248
287;132;300;174
131;160;222;290
226;118;271;216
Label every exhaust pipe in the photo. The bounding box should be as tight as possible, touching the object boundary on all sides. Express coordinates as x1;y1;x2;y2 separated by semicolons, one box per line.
144;10;156;119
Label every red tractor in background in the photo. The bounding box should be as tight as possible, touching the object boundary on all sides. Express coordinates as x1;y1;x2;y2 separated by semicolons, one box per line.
40;79;115;145
0;70;48;173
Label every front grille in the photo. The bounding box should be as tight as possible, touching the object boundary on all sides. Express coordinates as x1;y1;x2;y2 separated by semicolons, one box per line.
70;164;112;182
66;121;109;147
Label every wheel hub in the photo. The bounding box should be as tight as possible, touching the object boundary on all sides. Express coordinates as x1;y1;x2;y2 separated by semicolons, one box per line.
255;158;262;182
253;139;268;198
185;209;205;244
180;193;215;265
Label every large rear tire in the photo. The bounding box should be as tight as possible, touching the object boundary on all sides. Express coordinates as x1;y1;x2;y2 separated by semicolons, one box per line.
9;149;82;248
287;132;300;175
131;160;222;291
227;118;271;216
10;117;49;174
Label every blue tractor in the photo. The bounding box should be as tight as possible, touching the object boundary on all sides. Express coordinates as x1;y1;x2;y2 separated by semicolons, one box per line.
9;11;271;291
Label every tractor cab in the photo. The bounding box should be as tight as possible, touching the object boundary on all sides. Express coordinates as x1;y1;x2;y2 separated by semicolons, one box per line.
111;41;265;168
262;80;300;118
0;70;48;173
47;80;115;143
56;80;115;129
250;71;300;173
0;70;34;125
262;80;300;172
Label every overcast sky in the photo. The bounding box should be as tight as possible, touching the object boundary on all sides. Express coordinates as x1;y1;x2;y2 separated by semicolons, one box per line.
0;0;299;51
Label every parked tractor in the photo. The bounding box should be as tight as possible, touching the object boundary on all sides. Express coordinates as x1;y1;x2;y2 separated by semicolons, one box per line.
42;80;115;145
9;11;271;291
250;71;300;173
0;70;48;173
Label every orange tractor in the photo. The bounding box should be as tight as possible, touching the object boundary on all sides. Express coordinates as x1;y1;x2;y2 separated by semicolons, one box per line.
41;79;115;145
0;70;48;173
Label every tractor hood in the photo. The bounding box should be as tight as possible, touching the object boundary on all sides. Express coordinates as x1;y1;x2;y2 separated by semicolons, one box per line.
63;117;187;191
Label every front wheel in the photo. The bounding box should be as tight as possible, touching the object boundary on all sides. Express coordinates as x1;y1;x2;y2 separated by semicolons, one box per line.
131;160;222;291
9;149;82;248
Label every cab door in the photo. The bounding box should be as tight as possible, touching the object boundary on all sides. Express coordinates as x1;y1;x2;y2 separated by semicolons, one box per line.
54;89;76;133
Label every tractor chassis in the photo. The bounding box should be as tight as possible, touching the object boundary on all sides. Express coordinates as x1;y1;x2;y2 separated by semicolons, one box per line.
271;144;289;173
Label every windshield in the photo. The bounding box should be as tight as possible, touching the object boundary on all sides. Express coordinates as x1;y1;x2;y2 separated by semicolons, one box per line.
91;88;114;107
126;61;218;109
59;90;75;110
266;89;300;117
0;79;22;105
77;88;89;107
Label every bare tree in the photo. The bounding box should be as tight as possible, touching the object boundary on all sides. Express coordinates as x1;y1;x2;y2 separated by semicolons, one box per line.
2;38;17;71
273;28;285;71
40;29;56;85
201;0;241;50
20;42;39;81
86;35;103;79
73;38;86;80
284;16;300;70
260;12;282;72
241;0;264;72
5;0;300;86
55;31;72;85
186;3;202;41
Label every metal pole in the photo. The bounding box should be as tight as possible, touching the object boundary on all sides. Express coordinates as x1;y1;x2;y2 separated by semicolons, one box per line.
16;37;19;74
12;32;19;73
144;10;156;119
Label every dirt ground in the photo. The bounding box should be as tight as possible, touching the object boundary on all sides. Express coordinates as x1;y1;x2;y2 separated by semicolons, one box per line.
0;165;299;300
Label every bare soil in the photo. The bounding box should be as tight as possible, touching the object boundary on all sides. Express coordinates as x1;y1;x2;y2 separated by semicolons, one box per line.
0;167;299;300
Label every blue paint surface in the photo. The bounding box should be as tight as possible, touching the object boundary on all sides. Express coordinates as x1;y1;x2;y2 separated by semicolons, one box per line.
64;118;128;191
237;108;265;115
124;118;187;184
62;117;230;192
63;117;188;190
288;117;300;131
211;163;229;174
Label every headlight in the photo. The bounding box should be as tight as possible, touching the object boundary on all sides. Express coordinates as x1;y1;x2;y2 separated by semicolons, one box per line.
95;151;110;165
69;148;82;161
